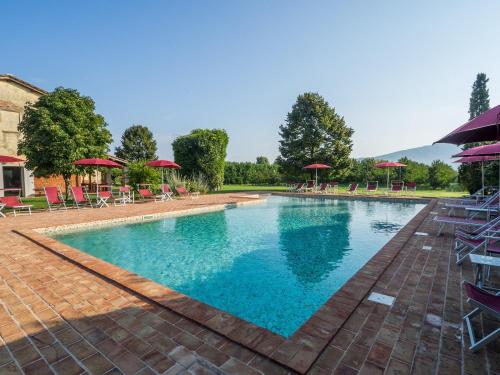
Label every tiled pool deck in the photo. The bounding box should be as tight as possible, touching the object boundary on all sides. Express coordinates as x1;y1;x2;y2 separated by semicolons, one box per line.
0;194;499;374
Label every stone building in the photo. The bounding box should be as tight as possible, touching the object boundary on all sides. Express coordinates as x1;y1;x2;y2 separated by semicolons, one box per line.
0;74;46;197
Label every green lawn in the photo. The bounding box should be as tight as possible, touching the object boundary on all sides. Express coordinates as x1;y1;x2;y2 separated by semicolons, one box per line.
219;184;467;198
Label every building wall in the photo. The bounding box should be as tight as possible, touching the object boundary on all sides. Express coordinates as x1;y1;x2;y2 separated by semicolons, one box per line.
0;80;41;156
0;78;43;196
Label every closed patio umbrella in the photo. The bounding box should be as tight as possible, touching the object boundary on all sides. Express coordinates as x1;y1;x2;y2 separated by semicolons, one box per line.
375;162;407;191
304;163;331;186
145;160;181;184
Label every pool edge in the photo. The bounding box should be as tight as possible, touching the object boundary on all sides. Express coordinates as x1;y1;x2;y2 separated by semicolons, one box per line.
12;197;437;374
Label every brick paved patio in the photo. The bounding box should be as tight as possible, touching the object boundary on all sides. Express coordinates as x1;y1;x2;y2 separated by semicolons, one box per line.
0;195;499;374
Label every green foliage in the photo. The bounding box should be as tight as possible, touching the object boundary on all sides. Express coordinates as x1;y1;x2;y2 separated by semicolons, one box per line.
224;162;281;184
398;157;429;184
17;87;112;195
126;161;161;190
115;124;158;161
345;158;386;183
110;168;123;185
172;129;229;191
164;170;209;194
429;160;457;189
256;156;270;165
459;73;491;192
469;73;490;120
276;92;354;180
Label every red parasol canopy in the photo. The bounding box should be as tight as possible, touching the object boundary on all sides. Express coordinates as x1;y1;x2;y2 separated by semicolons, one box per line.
453;143;500;158
145;160;181;169
435;104;500;145
375;161;407;168
453;155;498;164
0;155;24;164
73;158;123;168
304;163;331;169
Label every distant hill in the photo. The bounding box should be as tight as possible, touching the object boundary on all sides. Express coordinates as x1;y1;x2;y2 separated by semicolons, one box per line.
369;144;461;166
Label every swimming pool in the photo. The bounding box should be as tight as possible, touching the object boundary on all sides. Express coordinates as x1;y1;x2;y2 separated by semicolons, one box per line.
53;196;425;337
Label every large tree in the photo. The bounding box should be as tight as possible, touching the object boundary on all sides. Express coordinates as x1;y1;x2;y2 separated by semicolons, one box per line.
172;129;229;190
115;124;158;161
459;73;491;192
18;87;112;195
276;92;353;179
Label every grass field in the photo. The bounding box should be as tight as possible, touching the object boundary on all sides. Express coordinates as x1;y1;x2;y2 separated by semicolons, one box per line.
220;184;467;198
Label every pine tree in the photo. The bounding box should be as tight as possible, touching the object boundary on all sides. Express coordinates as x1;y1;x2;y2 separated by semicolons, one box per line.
468;73;490;120
459;73;491;192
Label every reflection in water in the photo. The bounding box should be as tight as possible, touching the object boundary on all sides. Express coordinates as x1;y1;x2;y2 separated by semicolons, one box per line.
370;220;403;234
54;196;425;337
278;199;351;284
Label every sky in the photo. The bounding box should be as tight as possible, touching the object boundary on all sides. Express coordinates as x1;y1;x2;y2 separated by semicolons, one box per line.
2;1;500;161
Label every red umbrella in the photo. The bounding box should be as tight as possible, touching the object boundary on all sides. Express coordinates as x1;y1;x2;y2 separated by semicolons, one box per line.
453;143;500;203
0;155;24;164
454;155;498;192
304;163;331;185
435;104;500;145
73;158;124;192
73;158;123;168
375;162;407;191
145;160;181;169
145;160;181;183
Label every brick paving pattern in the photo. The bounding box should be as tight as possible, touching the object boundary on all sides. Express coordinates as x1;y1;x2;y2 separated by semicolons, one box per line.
0;195;499;374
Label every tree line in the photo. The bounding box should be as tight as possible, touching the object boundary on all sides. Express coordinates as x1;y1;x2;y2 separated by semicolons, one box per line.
18;72;487;194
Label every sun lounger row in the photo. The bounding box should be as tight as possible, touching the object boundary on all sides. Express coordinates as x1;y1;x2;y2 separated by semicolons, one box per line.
288;181;417;194
0;184;200;218
432;195;500;352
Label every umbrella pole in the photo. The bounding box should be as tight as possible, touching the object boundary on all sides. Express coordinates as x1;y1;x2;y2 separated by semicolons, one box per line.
315;168;318;187
481;161;484;192
386;168;390;192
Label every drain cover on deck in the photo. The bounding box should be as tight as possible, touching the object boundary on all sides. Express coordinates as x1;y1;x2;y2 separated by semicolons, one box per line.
422;246;432;251
368;292;395;306
415;232;428;236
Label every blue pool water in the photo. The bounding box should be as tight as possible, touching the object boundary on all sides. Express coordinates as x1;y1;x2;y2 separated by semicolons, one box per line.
53;196;425;337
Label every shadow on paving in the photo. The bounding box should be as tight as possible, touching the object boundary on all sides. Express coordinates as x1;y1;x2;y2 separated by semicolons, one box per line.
0;304;289;375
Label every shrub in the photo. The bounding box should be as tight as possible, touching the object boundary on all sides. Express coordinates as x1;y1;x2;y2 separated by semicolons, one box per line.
127;161;161;190
429;160;457;189
172;129;229;191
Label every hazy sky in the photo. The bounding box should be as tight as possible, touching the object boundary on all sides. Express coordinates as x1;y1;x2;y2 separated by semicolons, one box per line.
2;1;499;161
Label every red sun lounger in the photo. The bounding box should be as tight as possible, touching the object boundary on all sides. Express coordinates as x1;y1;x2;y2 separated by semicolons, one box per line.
138;188;157;202
463;282;500;351
176;186;200;199
366;182;378;193
44;186;67;211
347;183;358;195
434;215;488;236
0;195;32;216
71;186;93;209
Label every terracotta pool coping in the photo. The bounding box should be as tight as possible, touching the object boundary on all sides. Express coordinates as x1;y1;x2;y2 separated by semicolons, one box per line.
12;197;437;374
